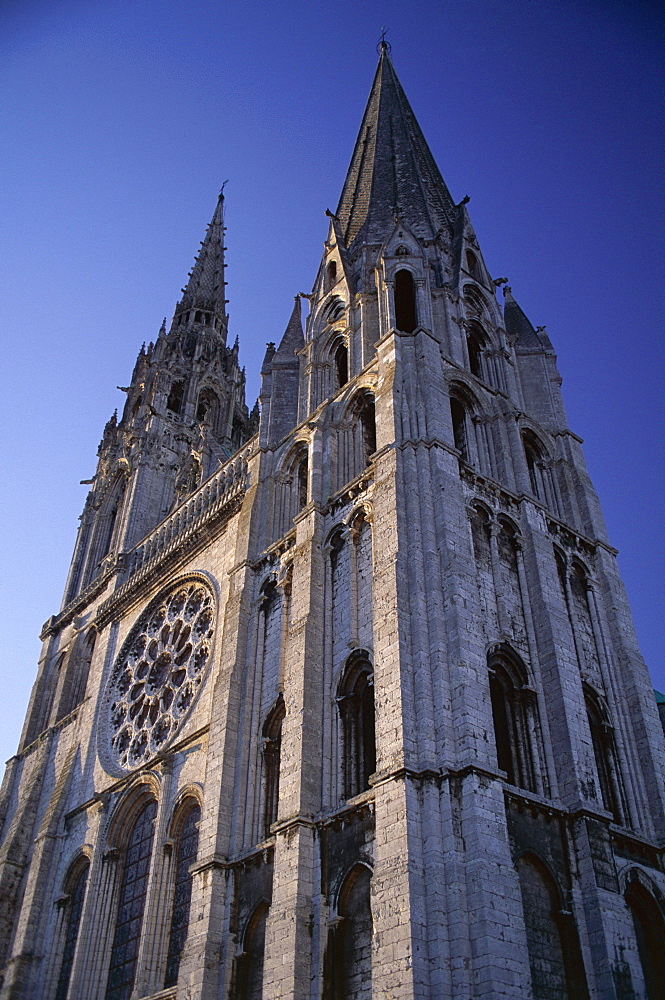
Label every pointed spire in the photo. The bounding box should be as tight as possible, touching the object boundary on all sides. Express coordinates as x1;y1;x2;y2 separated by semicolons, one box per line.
504;286;548;351
336;44;456;249
274;296;304;359
173;187;228;335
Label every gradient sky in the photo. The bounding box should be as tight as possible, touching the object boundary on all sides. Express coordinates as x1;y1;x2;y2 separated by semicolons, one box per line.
1;0;663;773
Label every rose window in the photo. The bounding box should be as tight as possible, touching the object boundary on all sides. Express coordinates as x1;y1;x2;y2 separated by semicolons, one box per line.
102;580;216;772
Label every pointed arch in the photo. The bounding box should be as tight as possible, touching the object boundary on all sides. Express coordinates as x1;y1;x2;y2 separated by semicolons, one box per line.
338;652;376;800
236;902;269;1000
448;382;480;467
54;854;90;1000
624;871;665;999
196;386;221;429
262;694;285;836
583;684;624;823
394;268;417;332
105;796;158;1000
164;797;201;988
488;645;542;792
277;442;309;535
516;852;588;1000
327;863;373;1000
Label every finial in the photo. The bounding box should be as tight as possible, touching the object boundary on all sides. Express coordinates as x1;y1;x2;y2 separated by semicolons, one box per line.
219;179;228;198
377;27;391;55
459;195;470;206
503;285;513;298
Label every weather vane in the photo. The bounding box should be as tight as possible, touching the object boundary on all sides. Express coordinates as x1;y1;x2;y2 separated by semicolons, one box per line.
377;27;391;54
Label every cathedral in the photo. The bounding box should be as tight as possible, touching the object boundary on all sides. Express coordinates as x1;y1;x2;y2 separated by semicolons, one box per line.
1;44;665;1000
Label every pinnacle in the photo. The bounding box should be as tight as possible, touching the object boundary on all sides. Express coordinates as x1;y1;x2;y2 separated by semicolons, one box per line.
336;46;456;249
274;296;304;359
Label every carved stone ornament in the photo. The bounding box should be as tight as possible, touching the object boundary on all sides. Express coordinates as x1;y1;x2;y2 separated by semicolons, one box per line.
99;578;216;775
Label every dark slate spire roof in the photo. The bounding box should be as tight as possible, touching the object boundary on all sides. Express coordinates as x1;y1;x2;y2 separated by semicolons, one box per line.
503;286;547;351
335;43;456;250
274;296;304;361
176;189;228;323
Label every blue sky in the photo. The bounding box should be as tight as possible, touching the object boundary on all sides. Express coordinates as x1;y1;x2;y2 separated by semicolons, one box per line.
1;0;663;770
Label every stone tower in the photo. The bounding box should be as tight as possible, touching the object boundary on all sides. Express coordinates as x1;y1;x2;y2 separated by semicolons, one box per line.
1;44;664;1000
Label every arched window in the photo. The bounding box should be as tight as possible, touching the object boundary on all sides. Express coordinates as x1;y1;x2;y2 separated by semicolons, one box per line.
55;859;90;1000
326;260;338;291
105;799;157;1000
394;269;417;332
328;865;373;1000
466;250;482;282
196;387;220;426
167;380;185;415
488;648;540;792
262;696;285;837
236;904;269;1000
450;397;469;460
164;802;201;988
334;341;349;389
516;854;587;1000
584;687;623;823
297;453;308;511
466;322;488;381
359;396;376;465
338;656;376;800
625;877;665;999
53;630;95;723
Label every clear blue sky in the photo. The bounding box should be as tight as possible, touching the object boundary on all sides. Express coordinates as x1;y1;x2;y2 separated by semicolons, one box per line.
1;0;663;771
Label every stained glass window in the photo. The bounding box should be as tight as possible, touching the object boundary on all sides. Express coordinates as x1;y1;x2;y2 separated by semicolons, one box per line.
164;804;201;987
55;861;89;1000
105;799;157;1000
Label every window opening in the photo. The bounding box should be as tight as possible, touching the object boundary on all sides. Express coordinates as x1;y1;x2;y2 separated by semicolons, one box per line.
167;381;185;415
297;455;308;511
326;260;337;291
55;862;89;1000
334;342;349;388
625;881;665;1000
263;697;285;837
450;397;468;460
164;804;201;988
339;659;376;799
359;399;376;464
585;691;622;822
466;250;481;281
394;269;417;332
105;799;157;1000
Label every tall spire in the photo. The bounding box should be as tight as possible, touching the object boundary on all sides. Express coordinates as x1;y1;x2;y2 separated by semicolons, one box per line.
335;43;456;250
172;188;228;338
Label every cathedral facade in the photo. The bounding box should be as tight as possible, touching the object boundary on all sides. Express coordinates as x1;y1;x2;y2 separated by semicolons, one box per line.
1;45;664;1000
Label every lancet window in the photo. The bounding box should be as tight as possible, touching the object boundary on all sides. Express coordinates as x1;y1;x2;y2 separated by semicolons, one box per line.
488;647;542;793
516;853;588;1000
624;876;665;999
326;260;338;291
54;858;90;1000
327;864;373;1000
236;904;269;1000
105;799;157;1000
394;268;417;332
262;696;285;837
164;802;201;988
167;379;185;415
584;686;624;823
338;654;376;800
334;340;349;389
196;387;220;428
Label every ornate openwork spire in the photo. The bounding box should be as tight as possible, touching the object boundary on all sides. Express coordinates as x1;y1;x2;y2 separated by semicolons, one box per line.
172;188;228;339
335;45;456;250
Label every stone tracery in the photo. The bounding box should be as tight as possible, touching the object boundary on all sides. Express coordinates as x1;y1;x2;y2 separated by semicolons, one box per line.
103;580;215;772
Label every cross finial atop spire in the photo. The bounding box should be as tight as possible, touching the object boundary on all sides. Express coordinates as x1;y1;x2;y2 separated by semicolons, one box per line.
377;26;391;55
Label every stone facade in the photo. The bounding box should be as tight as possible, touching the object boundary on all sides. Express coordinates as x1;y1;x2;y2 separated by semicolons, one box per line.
1;44;664;1000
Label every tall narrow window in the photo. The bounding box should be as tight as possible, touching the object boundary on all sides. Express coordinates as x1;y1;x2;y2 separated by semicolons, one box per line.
466;323;486;380
450;397;468;460
237;905;269;1000
394;269;417;332
522;431;546;501
359;397;376;465
516;854;587;1000
55;861;90;1000
164;803;201;988
167;380;185;415
297;454;308;511
326;260;337;290
334;342;349;388
328;865;373;1000
585;688;623;823
338;656;376;800
625;879;665;1000
466;250;481;281
105;799;157;1000
488;649;540;793
262;697;285;836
